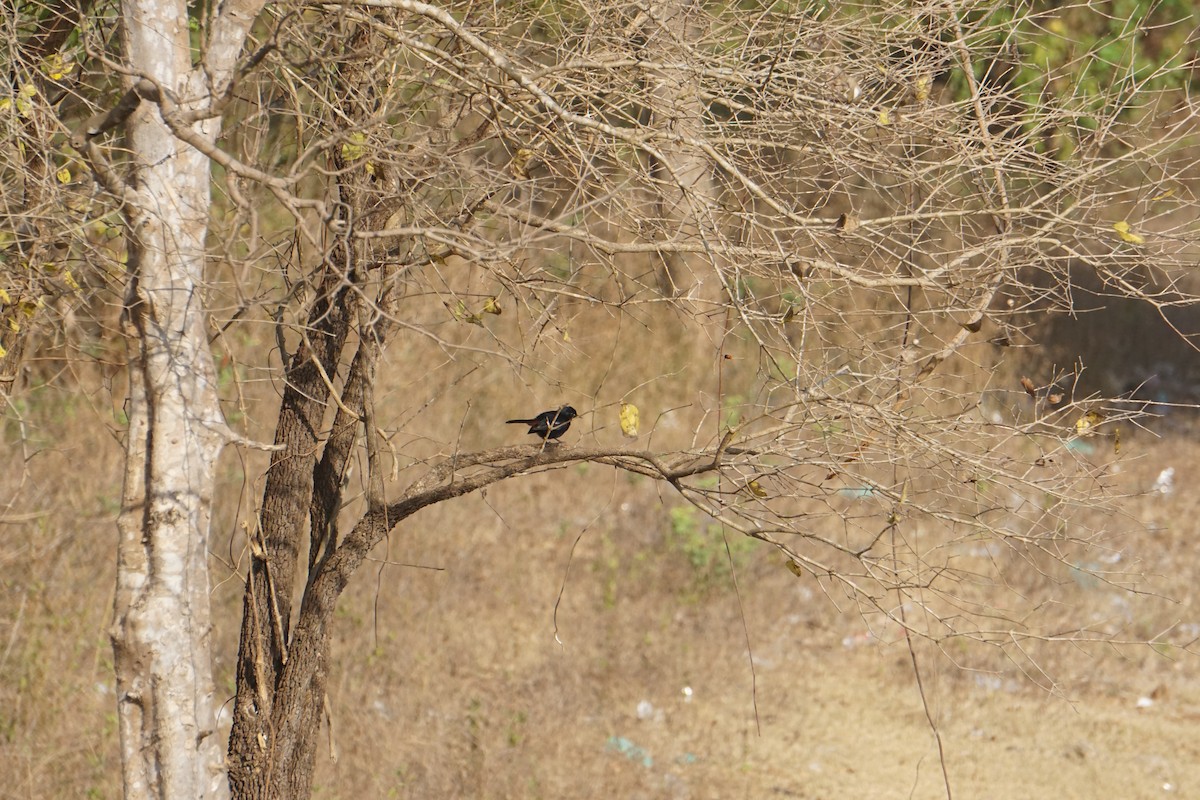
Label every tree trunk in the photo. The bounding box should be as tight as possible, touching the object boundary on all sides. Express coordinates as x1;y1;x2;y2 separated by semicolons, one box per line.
225;272;354;799
106;1;263;797
111;78;230;800
226;20;390;794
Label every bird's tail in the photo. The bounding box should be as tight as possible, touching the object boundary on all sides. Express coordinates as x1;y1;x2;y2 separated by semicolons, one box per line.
506;418;534;424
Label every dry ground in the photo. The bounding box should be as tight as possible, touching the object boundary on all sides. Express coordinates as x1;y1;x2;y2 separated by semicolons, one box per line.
3;375;1199;799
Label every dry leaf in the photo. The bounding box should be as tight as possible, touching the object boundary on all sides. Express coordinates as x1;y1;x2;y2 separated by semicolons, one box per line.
510;148;537;179
1020;376;1037;397
340;131;368;162
619;402;639;438
1112;220;1144;245
42;53;68;81
18;297;41;318
445;299;482;326
1075;410;1104;435
913;73;932;102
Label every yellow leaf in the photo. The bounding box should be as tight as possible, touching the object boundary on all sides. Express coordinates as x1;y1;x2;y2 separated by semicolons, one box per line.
1075;410;1104;435
19;298;41;318
913;73;932;103
445;299;482;326
0;342;7;358
6;318;17;332
785;560;804;578
510;148;537;179
746;479;767;499
877;108;891;126
1112;220;1144;244
56;166;71;183
0;98;10;112
1150;188;1174;201
340;131;368;162
0;288;10;305
42;53;67;81
13;83;36;117
561;329;570;342
619;402;639;438
63;270;81;293
482;296;502;315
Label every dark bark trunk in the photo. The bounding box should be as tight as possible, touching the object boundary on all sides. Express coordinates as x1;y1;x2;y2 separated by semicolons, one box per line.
226;265;353;797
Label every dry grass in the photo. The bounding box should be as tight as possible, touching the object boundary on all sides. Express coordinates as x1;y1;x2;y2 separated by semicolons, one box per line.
2;298;1198;799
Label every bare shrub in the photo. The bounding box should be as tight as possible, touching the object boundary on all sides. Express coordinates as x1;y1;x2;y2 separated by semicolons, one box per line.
3;0;1199;797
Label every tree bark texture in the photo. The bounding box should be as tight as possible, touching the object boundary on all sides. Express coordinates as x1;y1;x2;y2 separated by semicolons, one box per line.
107;1;264;798
225;269;353;799
226;18;398;796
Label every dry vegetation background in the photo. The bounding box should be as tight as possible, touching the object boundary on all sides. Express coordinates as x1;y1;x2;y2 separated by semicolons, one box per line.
5;0;1200;797
3;293;1199;799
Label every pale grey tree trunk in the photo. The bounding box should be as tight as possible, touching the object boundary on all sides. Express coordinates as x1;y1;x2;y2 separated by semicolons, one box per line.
105;1;264;797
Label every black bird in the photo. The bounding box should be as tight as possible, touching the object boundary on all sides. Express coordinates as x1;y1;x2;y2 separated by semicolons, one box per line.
506;405;578;440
